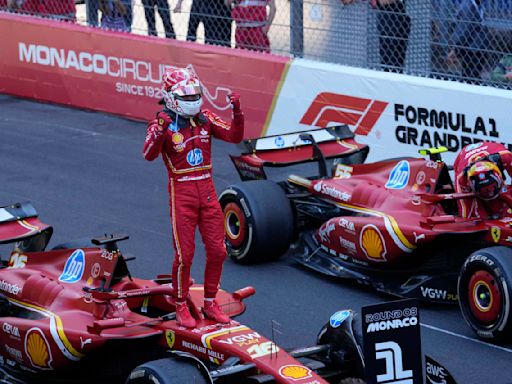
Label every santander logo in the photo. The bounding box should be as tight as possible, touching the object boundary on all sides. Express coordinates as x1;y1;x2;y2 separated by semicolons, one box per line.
300;92;388;136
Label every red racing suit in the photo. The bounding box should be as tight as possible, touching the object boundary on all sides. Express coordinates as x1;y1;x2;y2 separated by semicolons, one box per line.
453;141;512;218
143;108;244;300
232;0;270;52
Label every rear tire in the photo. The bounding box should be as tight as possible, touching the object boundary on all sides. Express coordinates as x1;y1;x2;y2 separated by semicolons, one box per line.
126;357;209;384
219;181;294;264
458;246;512;340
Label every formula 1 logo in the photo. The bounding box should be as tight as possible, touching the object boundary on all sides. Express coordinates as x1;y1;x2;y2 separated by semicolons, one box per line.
375;341;413;384
300;92;388;135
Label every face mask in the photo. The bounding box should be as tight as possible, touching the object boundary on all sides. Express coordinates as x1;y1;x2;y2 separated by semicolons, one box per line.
176;97;203;117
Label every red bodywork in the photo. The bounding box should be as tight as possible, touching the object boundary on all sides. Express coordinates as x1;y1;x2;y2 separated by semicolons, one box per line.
300;157;512;266
0;214;327;383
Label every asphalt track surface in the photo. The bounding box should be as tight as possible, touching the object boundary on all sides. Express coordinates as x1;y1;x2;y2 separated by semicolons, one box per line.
1;94;511;383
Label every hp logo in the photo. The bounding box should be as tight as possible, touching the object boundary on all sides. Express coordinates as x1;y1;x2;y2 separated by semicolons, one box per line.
385;161;410;190
59;249;85;283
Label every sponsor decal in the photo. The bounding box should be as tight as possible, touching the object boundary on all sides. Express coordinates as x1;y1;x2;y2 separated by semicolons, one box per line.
491;226;501;243
465;142;483;151
200;324;253;363
8;252;27;269
365;306;418;333
59;249;85;283
200;128;208;136
172;132;184;144
375;342;413;383
181;340;224;360
279;364;313;381
300;92;388;135
318;222;335;242
426;355;457;384
101;250;114;261
218;332;261;346
275;136;285;148
25;328;53;370
165;330;175;348
329;310;351;328
363;300;423;384
338;218;355;232
91;263;101;279
5;345;22;362
313;182;351;202
80;337;92;349
0;280;21;296
425;160;439;169
360;225;387;261
385;160;410;189
393;104;502;153
420;287;457;301
416;171;426;185
334;164;353;179
3;323;20;339
413;232;425;243
186;148;203;166
339;236;357;254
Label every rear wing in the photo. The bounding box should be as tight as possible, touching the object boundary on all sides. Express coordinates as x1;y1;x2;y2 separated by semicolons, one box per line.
230;125;369;181
0;202;53;248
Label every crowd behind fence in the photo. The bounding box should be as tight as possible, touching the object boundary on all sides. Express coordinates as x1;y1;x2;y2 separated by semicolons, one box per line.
2;0;512;88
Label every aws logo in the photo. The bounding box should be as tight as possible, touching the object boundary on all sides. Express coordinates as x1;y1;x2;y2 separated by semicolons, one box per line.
300;92;388;135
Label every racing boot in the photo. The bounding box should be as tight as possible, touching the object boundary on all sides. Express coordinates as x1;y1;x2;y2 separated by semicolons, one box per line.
175;301;197;328
203;299;230;323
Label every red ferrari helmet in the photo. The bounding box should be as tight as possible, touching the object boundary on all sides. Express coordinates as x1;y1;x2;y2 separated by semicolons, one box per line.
467;160;503;200
161;68;203;117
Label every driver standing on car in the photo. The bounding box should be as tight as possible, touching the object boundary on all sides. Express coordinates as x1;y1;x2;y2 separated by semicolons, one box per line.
453;141;512;219
142;67;244;328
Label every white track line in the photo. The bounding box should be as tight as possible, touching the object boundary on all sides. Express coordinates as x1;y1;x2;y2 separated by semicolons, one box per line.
421;323;512;353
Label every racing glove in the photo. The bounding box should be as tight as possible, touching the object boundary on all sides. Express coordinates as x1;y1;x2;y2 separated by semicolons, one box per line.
147;112;172;134
228;92;242;114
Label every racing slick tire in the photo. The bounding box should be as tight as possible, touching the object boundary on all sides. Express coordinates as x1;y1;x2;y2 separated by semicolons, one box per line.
458;246;512;340
219;180;293;264
126;357;210;384
316;310;365;380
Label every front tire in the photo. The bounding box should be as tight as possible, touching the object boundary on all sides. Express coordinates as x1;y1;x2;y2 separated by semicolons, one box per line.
126;357;209;384
317;310;365;380
458;246;512;340
219;181;294;264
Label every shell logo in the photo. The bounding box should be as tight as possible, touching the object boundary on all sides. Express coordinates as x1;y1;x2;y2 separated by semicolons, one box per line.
25;328;53;369
279;364;312;381
172;132;184;145
360;224;387;261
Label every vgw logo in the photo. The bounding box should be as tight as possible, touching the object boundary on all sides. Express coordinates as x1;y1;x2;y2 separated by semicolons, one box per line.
300;92;388;136
385;161;410;190
186;148;203;166
375;341;413;384
59;249;85;283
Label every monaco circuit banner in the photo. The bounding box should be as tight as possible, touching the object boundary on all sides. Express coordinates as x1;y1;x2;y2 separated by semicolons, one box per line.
267;59;512;163
0;13;289;138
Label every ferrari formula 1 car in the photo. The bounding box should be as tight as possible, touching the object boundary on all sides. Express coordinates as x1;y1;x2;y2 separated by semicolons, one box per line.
0;202;365;384
219;126;512;341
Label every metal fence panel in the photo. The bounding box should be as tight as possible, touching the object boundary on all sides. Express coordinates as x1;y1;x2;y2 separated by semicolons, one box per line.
1;0;512;88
